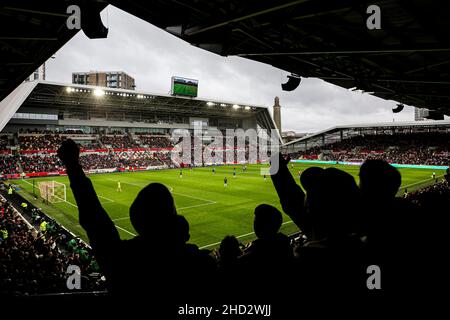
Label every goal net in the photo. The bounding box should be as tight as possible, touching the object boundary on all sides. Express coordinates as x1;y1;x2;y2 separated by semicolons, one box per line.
38;181;67;203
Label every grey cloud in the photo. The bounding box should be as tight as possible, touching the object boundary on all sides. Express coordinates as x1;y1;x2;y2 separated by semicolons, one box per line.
46;5;416;133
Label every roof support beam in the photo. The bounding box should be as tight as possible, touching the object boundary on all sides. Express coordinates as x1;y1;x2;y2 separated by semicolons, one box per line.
186;0;312;36
237;48;450;56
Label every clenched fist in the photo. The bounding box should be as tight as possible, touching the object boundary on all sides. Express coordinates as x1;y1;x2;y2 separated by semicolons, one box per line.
57;139;80;168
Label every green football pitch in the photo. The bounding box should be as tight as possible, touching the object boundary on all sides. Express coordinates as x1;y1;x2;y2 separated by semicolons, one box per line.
12;163;445;249
173;83;197;97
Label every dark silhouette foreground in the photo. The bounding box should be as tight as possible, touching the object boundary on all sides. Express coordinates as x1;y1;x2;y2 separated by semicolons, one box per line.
55;139;448;311
57;139;215;305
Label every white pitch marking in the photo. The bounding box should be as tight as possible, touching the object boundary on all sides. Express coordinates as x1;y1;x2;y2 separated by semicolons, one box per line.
115;225;136;236
112;216;129;222
108;179;215;204
98;195;115;203
111;202;217;223
108;179;174;192
199;221;294;249
171;192;216;204
177;202;216;210
401;175;444;189
20;179;135;236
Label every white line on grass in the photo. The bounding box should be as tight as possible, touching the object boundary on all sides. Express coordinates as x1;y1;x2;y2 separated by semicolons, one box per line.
401;175;444;189
20;179;114;205
108;179;174;192
109;179;216;205
199;221;294;249
98;195;115;203
19;179;135;236
115;225;136;236
171;192;216;204
112;217;129;222
111;202;217;222
178;202;217;210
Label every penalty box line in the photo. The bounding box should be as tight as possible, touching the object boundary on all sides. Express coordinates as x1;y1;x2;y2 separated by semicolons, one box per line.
110;178;217;206
109;179;217;223
19;179;115;205
19;179;134;236
57;200;136;237
199;221;294;250
111;201;217;222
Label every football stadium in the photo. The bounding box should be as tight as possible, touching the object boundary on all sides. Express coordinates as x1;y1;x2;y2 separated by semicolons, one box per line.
0;0;449;315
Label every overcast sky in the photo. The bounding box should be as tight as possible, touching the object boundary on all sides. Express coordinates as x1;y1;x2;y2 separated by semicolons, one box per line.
46;5;419;133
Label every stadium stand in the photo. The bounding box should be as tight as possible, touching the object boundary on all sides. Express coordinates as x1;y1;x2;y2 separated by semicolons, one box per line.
2;129;448;177
1;1;449;315
99;134;140;149
0;183;105;296
18;134;65;151
6;140;438;302
0;135;9;151
0;131;176;177
288;131;449;165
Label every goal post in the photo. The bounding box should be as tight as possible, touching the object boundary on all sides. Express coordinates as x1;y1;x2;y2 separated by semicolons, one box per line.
38;181;67;203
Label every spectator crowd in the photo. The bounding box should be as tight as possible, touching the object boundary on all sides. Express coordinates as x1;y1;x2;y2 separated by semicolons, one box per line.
290;133;449;165
0;132;176;175
0;188;105;296
0;131;449;305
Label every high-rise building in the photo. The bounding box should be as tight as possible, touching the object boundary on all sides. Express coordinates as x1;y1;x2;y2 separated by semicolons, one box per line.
24;63;45;82
273;96;281;135
414;107;429;121
72;71;135;90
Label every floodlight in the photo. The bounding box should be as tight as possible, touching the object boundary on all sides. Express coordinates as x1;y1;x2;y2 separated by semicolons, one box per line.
93;88;105;97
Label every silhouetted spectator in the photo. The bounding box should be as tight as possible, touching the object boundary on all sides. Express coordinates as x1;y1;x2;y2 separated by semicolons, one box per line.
57;139;215;306
359;159;429;292
271;153;365;293
237;204;293;297
217;235;241;271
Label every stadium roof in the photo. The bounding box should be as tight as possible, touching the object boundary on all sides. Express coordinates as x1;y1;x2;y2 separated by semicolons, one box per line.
0;0;107;101
2;0;450;118
107;0;450;116
0;81;278;135
284;120;450;149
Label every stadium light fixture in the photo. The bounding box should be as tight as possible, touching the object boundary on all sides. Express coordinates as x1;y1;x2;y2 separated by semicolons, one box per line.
392;104;404;113
281;74;301;91
93;88;105;97
207;102;215;106
232;104;240;109
137;94;144;99
220;103;227;107
244;106;251;110
65;87;73;93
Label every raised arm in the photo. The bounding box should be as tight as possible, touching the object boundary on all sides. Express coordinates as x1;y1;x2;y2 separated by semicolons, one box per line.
57;139;120;277
270;153;311;236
